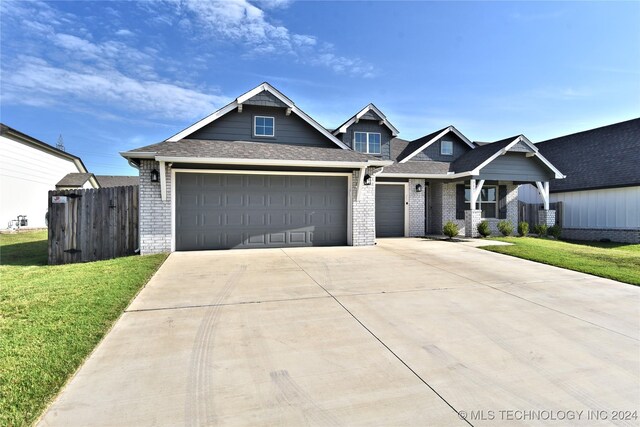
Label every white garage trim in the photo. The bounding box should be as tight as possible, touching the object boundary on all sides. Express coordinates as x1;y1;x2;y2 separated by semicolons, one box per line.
375;182;409;237
170;168;353;252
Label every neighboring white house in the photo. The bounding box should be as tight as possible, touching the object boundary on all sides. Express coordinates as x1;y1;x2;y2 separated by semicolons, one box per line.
0;123;98;230
519;118;639;243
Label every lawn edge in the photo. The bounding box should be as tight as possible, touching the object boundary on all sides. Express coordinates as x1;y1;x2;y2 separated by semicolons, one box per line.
477;244;639;287
31;253;170;427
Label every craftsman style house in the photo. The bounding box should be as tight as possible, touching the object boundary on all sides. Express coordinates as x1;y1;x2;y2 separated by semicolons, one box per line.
121;83;563;254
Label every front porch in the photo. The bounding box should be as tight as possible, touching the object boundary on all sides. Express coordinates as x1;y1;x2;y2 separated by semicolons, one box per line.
425;177;557;237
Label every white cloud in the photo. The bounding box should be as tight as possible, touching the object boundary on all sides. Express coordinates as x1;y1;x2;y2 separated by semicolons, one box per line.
252;0;294;9
3;56;227;120
167;0;375;77
115;29;134;37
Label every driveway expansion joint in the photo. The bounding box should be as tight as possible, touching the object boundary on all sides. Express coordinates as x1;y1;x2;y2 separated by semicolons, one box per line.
379;245;639;342
280;248;474;426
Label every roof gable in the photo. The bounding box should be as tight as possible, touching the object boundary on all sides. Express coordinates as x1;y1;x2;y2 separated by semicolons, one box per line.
333;104;399;137
241;91;288;108
399;126;474;163
166;83;349;149
452;135;564;179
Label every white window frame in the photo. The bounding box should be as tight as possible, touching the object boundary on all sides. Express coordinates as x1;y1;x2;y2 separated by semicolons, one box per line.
441;139;453;156
353;131;381;154
465;185;498;219
253;115;275;138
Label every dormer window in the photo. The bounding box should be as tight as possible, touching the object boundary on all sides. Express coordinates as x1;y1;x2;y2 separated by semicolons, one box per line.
441;139;453;155
354;132;381;154
254;116;275;137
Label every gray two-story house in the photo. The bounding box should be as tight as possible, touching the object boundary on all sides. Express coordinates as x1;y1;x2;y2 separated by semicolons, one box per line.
122;83;563;254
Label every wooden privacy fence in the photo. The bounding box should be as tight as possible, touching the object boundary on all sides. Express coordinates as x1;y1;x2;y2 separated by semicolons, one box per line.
48;186;139;264
518;201;563;227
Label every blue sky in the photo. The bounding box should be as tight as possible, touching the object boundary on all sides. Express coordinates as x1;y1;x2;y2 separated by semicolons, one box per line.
1;0;638;175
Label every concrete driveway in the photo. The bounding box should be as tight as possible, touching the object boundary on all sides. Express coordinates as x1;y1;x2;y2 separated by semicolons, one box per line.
39;239;640;426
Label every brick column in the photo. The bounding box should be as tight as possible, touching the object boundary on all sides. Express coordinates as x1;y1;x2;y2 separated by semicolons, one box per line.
408;179;425;237
464;209;482;237
139;160;172;254
351;167;376;246
538;210;556;227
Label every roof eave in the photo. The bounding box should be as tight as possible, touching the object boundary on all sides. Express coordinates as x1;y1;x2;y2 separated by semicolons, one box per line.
153;156;393;169
379;171;473;179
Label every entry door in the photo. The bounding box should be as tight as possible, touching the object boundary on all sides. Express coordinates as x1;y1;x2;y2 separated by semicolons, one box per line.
375;184;406;237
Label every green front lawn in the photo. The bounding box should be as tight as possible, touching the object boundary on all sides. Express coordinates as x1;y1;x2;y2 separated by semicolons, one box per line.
0;231;167;427
481;237;640;286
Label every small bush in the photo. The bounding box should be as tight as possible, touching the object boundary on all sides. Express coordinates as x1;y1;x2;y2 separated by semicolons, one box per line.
533;223;548;237
477;220;491;237
517;221;529;237
497;220;513;236
548;224;562;239
443;221;459;239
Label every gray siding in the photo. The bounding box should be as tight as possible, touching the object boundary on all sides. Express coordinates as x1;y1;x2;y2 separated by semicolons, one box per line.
508;140;534;153
360;110;382;121
187;105;335;148
339;120;392;159
242;91;287;108
411;134;471;162
479;153;554;181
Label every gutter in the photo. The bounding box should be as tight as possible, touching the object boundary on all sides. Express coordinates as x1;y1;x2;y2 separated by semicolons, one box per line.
378;171;474;179
120;152;393;169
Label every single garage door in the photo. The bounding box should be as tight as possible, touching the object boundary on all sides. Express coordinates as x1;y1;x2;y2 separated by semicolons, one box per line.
375;184;405;237
175;173;348;250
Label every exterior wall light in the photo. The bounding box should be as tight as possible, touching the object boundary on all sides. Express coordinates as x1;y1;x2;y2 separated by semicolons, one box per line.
363;174;372;185
150;169;160;183
415;183;423;192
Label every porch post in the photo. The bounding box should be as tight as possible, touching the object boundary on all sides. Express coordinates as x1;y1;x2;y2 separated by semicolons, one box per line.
535;181;549;211
469;178;485;210
465;178;484;238
535;181;555;227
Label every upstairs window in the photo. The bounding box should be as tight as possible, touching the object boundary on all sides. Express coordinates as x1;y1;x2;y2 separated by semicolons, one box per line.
353;132;381;154
441;139;453;155
254;116;275;137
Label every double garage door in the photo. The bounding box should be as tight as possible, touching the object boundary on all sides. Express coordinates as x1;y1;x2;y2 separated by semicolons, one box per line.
175;172;348;250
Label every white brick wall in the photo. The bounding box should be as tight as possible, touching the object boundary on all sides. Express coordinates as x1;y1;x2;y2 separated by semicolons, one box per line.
464;209;482;237
352;167;376;246
408;179;425;237
139;160;171;254
442;182;465;235
436;182;519;237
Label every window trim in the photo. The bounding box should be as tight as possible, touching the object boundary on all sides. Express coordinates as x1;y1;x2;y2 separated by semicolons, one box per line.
353;131;382;154
440;139;453;156
253;115;275;138
464;184;498;219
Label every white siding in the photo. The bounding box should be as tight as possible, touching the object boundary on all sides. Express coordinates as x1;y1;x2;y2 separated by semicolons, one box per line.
0;135;83;229
518;184;640;229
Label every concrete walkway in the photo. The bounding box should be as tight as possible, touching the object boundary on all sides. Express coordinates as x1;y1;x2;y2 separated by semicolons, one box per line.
38;238;640;426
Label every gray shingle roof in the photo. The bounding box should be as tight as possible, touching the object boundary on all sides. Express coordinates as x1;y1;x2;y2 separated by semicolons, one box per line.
384;136;457;175
450;137;517;172
96;175;139;187
381;160;452;175
395;127;448;162
536;118;640;192
126;139;383;163
56;173;93;187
